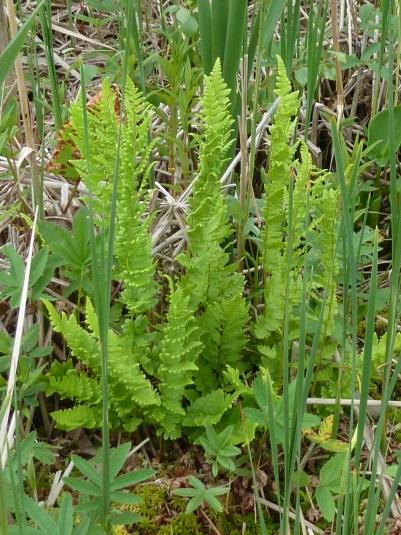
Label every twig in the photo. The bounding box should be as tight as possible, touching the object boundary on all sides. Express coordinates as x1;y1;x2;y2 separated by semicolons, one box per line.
199;508;223;535
306;398;401;409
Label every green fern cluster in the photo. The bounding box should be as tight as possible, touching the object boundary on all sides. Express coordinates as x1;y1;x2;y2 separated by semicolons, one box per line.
256;57;339;376
45;63;248;439
44;58;340;437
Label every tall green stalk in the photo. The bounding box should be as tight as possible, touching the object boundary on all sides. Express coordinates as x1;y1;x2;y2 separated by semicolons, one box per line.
78;2;134;529
39;0;62;131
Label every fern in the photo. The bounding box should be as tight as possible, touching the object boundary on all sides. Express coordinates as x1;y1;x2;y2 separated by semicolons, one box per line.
183;390;236;428
42;61;343;439
151;286;203;439
178;59;248;393
62;78;157;317
256;56;300;341
47;361;101;403
51;405;102;431
115;79;157;316
255;58;340;378
44;299;159;432
67;79;119;204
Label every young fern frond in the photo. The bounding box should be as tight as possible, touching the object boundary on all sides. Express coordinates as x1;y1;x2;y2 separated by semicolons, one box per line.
178;59;248;391
115;79;157;315
67;79;119;204
257;56;300;340
256;58;339;375
62;78;157;316
187;58;234;256
153;286;203;439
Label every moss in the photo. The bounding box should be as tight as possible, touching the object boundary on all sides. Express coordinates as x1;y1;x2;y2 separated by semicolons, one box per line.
158;512;202;535
114;484;278;534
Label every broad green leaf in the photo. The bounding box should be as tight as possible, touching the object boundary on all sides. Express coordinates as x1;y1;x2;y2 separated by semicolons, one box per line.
243;407;266;428
315;485;336;522
319;452;346;490
367;105;401;166
176;7;198;35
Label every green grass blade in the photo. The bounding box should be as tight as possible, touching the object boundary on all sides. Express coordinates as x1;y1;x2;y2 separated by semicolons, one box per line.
222;0;247;108
197;0;212;75
0;0;45;86
331;121;359;531
129;1;145;93
305;1;328;138
262;0;287;52
39;0;62;131
211;0;228;64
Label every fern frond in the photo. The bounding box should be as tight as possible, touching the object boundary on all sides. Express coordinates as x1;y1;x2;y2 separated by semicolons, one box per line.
108;329;160;410
45;298;159;432
154;287;203;438
43;300;101;373
178;59;248;396
188;58;234;256
183;390;236;427
47;361;101;403
68;79;119;203
116;79;157;315
258;57;300;338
